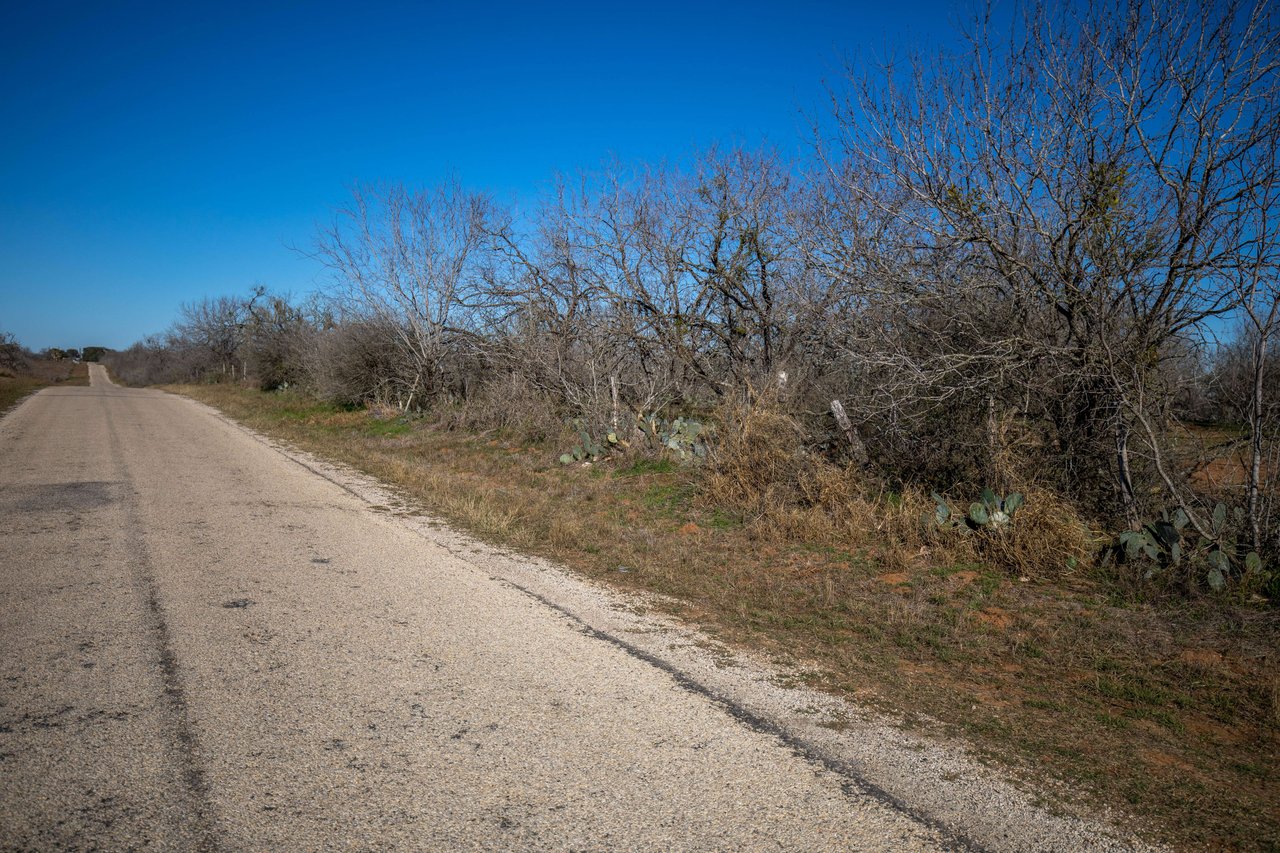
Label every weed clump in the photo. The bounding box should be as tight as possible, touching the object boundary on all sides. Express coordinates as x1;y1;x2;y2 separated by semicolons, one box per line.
971;488;1097;579
431;374;564;443
707;393;1098;580
704;393;811;516
705;394;924;567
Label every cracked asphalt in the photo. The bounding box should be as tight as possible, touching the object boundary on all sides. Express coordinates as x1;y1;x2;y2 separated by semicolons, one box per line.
0;365;954;851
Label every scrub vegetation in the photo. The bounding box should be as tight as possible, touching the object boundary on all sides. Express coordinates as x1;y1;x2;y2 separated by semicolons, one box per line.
0;333;90;410
99;1;1279;847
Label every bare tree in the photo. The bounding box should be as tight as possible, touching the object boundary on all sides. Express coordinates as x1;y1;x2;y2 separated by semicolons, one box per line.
0;332;29;375
1225;136;1280;551
313;181;490;410
243;291;315;390
174;288;264;380
823;0;1280;521
482;148;822;431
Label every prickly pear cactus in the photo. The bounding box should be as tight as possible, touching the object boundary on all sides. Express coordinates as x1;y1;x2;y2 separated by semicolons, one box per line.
930;489;1024;534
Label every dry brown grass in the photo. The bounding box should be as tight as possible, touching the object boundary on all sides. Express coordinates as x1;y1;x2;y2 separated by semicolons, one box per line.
172;383;1280;851
0;360;89;411
705;396;929;557
969;487;1099;579
706;395;1097;583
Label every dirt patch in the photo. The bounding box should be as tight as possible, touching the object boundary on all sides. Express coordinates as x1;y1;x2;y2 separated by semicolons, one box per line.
972;607;1014;630
1178;648;1224;668
1141;749;1196;773
1191;453;1274;490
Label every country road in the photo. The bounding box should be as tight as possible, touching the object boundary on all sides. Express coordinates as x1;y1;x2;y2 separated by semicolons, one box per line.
0;365;1151;852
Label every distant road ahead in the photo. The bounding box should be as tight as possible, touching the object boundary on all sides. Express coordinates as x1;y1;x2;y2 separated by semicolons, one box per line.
0;365;945;851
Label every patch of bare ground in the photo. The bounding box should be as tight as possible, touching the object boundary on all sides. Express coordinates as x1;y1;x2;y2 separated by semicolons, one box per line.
170;383;1280;851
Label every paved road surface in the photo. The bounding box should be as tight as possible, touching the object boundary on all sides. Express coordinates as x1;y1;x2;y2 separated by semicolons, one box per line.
0;365;954;851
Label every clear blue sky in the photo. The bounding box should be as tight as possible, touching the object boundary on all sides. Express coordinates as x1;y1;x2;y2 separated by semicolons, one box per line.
1;0;957;351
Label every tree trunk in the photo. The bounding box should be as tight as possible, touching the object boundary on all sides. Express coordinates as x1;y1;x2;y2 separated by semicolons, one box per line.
1247;332;1267;550
831;399;870;466
1115;413;1139;529
610;375;620;432
986;394;1001;490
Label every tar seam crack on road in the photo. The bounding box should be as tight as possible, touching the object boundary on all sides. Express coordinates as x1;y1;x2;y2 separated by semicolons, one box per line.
496;578;985;853
104;401;222;853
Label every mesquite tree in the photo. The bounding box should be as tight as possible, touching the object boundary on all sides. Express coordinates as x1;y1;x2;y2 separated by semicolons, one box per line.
823;0;1280;521
313;181;490;410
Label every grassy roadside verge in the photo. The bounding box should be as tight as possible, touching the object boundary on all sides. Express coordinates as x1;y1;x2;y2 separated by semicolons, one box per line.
172;383;1278;850
0;361;89;411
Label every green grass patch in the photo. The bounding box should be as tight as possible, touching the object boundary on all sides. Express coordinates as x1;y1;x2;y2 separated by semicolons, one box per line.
615;458;678;477
362;418;413;437
641;481;695;514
